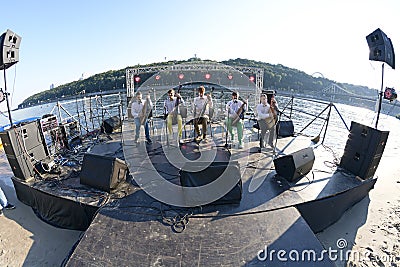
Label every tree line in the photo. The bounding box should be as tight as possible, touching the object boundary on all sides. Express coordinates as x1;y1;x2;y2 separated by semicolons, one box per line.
19;58;377;109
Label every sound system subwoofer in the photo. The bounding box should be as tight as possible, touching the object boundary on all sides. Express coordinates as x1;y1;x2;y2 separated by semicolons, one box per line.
339;121;389;180
273;147;315;182
80;153;128;192
6;145;48;179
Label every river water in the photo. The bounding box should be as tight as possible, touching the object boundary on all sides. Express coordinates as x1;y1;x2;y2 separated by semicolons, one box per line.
1;93;400;157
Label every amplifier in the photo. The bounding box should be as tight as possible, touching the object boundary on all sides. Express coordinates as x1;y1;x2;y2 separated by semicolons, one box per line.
40;115;58;132
60;121;81;149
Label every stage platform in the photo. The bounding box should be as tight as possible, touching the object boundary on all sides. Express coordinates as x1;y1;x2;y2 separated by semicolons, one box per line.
63;118;376;266
11;133;138;230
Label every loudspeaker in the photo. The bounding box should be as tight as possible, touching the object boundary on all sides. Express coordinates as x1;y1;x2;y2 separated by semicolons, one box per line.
0;120;47;157
180;161;242;205
0;29;21;70
339;121;389;180
0;120;49;180
80;154;128;192
102;116;121;134
6;145;48;180
277;120;294;137
366;28;395;69
274;147;315;182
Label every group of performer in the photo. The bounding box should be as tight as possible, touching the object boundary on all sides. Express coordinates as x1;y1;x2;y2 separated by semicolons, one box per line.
130;86;279;150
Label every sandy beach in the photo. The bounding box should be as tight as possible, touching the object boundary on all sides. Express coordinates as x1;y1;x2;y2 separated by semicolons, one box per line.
0;117;399;266
0;150;82;267
316;123;400;267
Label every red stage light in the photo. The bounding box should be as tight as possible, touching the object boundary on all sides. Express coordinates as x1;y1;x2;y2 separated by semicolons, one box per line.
134;76;141;82
155;75;160;80
249;76;255;82
178;73;184;79
205;73;211;79
227;74;233;80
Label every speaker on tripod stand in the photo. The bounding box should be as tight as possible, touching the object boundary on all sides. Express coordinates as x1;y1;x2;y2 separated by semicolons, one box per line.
1;29;22;128
0;29;21;70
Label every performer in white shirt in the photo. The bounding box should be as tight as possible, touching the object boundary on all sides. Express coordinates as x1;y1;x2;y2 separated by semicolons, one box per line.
256;93;278;149
192;86;213;141
164;89;185;140
225;91;247;149
131;91;153;144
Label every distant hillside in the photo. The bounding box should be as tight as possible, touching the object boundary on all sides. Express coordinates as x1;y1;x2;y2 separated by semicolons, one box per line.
19;58;378;108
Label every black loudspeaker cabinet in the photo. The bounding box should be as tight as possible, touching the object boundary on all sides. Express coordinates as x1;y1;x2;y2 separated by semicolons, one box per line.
0;120;47;157
366;28;395;69
180;161;242;205
0;120;49;180
6;145;48;180
277;120;294;138
80;153;128;192
274;147;315;182
0;29;21;70
102;116;121;134
339;121;389;180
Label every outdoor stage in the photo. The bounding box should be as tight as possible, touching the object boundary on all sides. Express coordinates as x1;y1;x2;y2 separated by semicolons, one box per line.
61;118;376;266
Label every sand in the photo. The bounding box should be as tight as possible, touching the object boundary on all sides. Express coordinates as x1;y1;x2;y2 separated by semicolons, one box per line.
0;150;82;267
316;127;400;267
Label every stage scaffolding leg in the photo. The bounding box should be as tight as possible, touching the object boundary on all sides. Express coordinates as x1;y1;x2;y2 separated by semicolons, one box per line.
375;63;385;129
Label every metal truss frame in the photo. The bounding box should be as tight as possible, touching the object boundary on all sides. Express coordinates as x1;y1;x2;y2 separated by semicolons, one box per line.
125;62;264;98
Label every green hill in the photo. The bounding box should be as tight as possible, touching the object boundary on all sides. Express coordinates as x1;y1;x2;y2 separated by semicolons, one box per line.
19;58;377;108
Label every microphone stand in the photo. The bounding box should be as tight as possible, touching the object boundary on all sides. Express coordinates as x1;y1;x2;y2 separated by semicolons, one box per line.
193;104;197;140
164;106;170;147
224;107;231;149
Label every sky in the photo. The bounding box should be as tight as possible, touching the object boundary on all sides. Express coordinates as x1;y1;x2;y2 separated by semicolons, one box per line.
1;0;399;109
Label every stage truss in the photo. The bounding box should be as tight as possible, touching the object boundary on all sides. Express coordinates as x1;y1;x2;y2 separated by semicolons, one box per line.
125;62;263;97
125;61;264;119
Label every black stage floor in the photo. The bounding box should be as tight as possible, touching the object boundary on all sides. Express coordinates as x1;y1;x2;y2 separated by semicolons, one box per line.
62;120;376;266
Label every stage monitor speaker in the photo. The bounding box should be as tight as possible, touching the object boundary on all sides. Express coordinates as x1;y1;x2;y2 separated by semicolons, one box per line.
0;29;21;70
80;153;128;192
180;161;242;205
366;28;395;69
277;120;294;138
339;121;389;180
273;147;315;182
102;116;121;134
0;120;47;157
5;144;48;180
